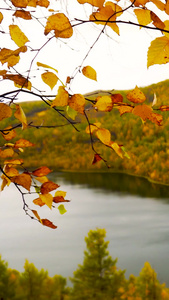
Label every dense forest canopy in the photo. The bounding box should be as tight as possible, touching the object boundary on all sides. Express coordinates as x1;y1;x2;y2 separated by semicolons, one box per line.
0;0;169;228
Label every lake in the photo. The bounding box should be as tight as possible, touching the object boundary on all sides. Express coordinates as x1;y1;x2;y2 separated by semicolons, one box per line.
0;172;169;286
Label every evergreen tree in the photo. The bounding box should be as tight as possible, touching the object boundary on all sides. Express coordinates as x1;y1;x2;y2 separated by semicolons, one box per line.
70;228;125;300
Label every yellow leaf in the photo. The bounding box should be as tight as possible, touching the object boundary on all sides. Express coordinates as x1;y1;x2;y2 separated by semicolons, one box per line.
11;173;32;191
9;25;29;47
1;126;16;141
0;148;14;158
14;104;27;129
37;62;58;73
0;12;3;24
82;66;97;81
44;13;73;38
4;159;24;166
14;138;35;148
4;166;19;177
134;9;151;26
54;190;67;198
86;122;101;134
109;142;123;158
13;10;32;20
68;94;85;114
41;72;58;90
147;36;169;67
127;86;146;103
132;104;163;126
96;128;111;145
90;5;120;35
40;181;60;194
164;20;169;38
1;176;10;191
0;103;12;121
41;219;57;229
32;166;52;177
105;2;122;16
95;95;113;111
11;0;28;8
39;193;53;209
0;46;27;68
51;86;69;107
77;0;104;7
34;176;49;183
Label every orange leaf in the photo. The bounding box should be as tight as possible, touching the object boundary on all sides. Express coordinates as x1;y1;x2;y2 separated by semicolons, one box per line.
111;93;123;103
11;0;28;8
0;148;14;158
13;10;32;20
92;153;102;164
51;86;69;107
53;196;70;203
1;126;16;141
44;13;73;38
40;181;60;194
95;95;113;112
41;219;57;229
77;0;104;7
37;0;50;8
132;104;152;121
32;166;52;177
68;94;85;114
132;104;162;125
3;74;31;90
0;104;12;121
117;105;133;116
127;86;146;103
14;139;35;148
32;210;41;221
82;66;97;81
33;198;45;207
4;166;19;177
96;128;111;145
150;11;165;30
11;173;32;191
0;12;3;24
159;105;169;111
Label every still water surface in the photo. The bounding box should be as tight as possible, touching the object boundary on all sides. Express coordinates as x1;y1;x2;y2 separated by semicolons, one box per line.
0;172;169;285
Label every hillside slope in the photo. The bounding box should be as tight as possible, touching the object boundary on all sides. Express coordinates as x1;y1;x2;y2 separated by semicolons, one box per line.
1;80;169;185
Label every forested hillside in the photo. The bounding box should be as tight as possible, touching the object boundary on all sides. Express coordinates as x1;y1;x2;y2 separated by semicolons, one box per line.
1;80;169;185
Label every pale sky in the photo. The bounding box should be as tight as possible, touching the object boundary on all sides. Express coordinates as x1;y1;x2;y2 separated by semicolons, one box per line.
1;0;169;98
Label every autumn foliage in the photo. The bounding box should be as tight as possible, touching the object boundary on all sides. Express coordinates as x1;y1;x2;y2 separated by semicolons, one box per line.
0;0;169;227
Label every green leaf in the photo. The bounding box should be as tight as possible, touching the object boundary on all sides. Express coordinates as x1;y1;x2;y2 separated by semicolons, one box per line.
58;204;67;215
66;106;77;120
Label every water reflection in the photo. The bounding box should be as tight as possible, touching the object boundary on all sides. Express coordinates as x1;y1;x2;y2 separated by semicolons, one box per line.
51;172;169;199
